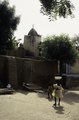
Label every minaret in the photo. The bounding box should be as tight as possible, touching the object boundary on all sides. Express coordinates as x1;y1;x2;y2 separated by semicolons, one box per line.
23;27;41;57
32;24;34;29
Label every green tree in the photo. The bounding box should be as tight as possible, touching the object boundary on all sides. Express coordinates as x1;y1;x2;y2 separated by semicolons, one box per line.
40;34;78;74
10;37;21;49
72;35;79;51
0;0;20;54
39;0;74;20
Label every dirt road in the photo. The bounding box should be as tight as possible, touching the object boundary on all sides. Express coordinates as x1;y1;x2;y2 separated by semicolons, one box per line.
0;90;79;120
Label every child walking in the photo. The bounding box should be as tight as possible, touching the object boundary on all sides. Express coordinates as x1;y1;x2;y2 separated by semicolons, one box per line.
52;82;64;106
47;85;53;99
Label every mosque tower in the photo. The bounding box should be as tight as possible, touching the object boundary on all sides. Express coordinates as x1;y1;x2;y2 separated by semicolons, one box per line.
23;27;41;57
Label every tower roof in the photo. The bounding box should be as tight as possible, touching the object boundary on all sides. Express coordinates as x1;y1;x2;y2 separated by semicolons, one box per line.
28;28;40;36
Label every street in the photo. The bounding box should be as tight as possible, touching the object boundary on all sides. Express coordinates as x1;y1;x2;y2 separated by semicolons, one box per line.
0;90;79;120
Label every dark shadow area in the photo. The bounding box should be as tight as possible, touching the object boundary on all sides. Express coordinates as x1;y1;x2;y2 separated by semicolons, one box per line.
53;105;64;114
37;92;48;99
36;89;79;105
16;89;30;95
48;97;53;101
0;88;15;95
0;92;15;95
37;91;54;102
63;90;79;105
0;89;30;95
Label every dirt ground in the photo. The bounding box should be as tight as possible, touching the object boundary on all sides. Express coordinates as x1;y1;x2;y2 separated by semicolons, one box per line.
0;90;79;120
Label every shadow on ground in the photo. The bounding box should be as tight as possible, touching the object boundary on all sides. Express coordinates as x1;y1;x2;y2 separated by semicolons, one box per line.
36;90;79;104
63;90;79;105
53;106;65;114
16;90;30;95
13;89;79;105
37;92;54;101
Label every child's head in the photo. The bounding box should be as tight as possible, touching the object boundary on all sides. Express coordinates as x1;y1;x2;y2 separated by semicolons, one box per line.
57;81;61;86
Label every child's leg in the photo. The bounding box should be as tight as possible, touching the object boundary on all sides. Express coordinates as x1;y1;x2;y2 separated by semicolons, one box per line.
54;97;57;106
51;92;53;99
48;92;50;98
58;98;61;106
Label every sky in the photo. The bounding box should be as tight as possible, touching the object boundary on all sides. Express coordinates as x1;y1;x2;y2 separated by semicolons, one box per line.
8;0;79;43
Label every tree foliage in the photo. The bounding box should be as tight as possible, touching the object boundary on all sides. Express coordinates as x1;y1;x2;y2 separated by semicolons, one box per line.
10;37;21;49
72;36;79;49
40;34;78;65
0;0;20;54
39;0;74;20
